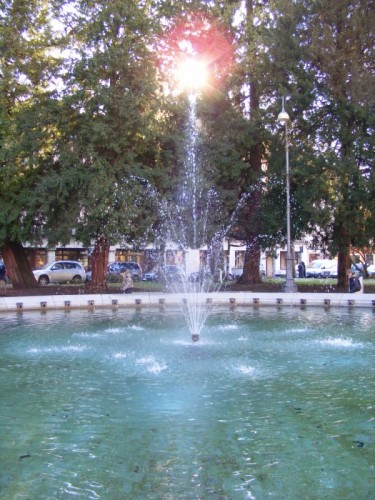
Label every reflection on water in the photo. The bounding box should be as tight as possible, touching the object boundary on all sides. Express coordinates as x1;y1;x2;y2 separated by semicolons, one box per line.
0;307;374;498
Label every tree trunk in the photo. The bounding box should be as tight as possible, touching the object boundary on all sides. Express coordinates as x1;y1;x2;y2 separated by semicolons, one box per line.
240;237;262;284
237;0;264;284
1;242;38;289
88;236;110;291
337;227;351;289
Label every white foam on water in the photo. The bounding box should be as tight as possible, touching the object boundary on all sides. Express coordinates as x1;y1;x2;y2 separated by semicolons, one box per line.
235;365;257;376
28;345;87;355
127;325;145;331
218;324;239;331
73;332;104;339
234;365;259;378
104;327;123;334
136;355;167;374
286;327;310;334
319;337;365;348
169;338;217;346
113;352;128;359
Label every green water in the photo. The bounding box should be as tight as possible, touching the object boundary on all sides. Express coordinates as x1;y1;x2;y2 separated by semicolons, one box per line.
0;307;374;499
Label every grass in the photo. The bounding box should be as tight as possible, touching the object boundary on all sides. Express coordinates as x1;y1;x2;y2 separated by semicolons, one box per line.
6;277;375;295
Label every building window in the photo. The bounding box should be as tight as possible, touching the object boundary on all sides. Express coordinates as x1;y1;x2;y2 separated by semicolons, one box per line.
26;249;47;269
55;248;88;266
115;250;143;265
235;251;245;268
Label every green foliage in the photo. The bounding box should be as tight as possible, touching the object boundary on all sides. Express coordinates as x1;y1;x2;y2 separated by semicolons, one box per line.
1;0;374;272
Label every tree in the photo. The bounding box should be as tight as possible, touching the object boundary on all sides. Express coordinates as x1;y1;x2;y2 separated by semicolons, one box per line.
282;0;375;286
153;2;237;264
197;0;274;283
0;0;59;287
33;0;165;289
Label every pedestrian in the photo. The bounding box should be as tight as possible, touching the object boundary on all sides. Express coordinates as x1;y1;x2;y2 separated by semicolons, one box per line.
0;263;6;282
121;269;133;294
348;270;362;293
298;261;306;278
0;262;6;295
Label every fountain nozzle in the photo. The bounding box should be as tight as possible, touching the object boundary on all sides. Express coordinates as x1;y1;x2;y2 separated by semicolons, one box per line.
192;333;200;342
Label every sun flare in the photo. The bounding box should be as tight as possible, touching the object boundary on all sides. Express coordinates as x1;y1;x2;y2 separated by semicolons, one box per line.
175;58;209;92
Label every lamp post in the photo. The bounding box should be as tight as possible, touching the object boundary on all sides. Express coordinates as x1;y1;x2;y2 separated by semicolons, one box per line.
278;97;297;293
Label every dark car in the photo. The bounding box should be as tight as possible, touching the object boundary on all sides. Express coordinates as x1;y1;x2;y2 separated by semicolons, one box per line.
188;269;211;283
107;262;142;281
142;265;185;283
162;265;186;282
141;269;159;281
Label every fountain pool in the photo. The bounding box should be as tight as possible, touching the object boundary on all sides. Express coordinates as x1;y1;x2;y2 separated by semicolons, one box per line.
1;307;374;499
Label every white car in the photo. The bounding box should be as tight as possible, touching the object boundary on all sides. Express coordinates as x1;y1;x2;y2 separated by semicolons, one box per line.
305;260;336;278
319;261;338;278
33;261;86;286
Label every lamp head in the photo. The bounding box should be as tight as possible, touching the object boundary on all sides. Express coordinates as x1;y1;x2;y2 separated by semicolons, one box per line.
277;110;290;124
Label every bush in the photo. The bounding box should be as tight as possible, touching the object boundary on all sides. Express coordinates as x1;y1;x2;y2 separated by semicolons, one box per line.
107;273;122;283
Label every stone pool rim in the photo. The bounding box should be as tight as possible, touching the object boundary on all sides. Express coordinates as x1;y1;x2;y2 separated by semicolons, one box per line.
1;291;374;313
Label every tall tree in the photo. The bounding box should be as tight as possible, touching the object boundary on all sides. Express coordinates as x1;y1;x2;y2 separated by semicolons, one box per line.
270;0;375;286
35;0;164;289
0;0;59;287
153;2;236;260
199;0;274;283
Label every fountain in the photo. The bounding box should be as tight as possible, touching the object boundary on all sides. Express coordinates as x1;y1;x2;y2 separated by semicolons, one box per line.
0;306;374;498
162;90;227;342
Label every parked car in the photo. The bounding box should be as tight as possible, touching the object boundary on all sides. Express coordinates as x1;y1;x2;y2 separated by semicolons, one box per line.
142;268;159;281
188;269;212;283
320;261;338;278
33;260;86;286
274;265;299;278
162;265;186;282
305;260;336;278
107;262;142;281
228;264;266;280
143;266;189;282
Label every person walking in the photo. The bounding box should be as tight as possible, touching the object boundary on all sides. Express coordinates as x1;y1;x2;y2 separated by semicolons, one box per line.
121;269;133;294
298;261;306;278
348;270;362;293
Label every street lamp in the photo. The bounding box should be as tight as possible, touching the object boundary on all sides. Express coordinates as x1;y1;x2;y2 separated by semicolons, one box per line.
278;97;297;293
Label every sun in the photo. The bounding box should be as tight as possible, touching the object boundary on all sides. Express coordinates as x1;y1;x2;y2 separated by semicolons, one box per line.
174;58;209;92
